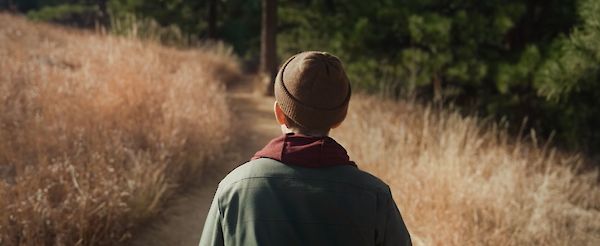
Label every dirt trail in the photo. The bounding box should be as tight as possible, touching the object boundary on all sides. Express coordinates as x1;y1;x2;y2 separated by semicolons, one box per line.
127;81;279;246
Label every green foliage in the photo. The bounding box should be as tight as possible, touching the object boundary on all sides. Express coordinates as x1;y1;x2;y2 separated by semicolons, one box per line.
10;0;600;151
109;13;190;47
26;4;91;20
536;0;600;100
107;0;260;55
278;0;575;96
25;3;99;27
532;0;600;148
107;0;206;37
277;0;600;151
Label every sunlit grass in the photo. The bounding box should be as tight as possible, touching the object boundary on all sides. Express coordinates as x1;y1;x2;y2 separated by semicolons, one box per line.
2;11;598;246
334;95;600;245
0;14;240;245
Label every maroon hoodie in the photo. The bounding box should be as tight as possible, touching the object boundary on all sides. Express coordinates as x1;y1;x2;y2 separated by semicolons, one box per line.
252;132;356;168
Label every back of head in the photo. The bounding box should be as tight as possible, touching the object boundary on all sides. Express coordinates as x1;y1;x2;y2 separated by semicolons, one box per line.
274;51;351;133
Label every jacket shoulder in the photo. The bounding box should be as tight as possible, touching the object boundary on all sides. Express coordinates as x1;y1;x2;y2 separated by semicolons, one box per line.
216;158;274;188
218;158;391;195
351;167;392;194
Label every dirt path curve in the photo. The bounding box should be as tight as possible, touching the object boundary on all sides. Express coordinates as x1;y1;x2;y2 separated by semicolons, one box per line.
127;80;280;246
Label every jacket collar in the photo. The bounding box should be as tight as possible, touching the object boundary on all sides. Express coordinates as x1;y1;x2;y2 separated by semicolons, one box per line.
252;133;356;168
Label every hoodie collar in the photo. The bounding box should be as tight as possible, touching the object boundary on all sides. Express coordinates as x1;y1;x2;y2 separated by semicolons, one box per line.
252;133;356;168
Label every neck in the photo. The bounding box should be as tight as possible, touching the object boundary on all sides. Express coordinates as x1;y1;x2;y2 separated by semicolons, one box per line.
280;125;329;137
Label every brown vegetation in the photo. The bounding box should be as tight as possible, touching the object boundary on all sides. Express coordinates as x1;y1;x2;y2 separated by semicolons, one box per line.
0;14;240;245
2;12;599;246
333;95;600;245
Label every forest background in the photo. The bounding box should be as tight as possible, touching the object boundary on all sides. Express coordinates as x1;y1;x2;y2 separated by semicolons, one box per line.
3;0;600;157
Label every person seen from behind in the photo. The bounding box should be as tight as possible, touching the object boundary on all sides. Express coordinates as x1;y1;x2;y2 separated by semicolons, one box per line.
199;51;412;246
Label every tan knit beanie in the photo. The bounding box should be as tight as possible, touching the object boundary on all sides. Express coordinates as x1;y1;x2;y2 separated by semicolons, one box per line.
275;51;351;130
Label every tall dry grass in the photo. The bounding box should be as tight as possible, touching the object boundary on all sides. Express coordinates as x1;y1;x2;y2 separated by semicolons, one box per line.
0;14;240;245
333;95;600;245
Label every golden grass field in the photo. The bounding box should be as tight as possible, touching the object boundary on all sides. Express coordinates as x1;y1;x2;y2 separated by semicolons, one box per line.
334;95;600;245
0;14;240;245
1;13;599;246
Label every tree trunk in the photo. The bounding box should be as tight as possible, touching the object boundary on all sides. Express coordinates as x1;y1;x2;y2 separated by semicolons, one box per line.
260;0;278;96
433;74;443;103
6;0;17;12
207;0;217;39
97;0;109;28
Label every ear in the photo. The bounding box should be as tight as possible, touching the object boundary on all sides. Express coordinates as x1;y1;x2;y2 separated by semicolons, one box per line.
273;101;287;125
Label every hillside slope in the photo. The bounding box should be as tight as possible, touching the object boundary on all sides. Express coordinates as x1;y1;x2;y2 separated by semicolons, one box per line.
128;89;600;246
1;13;598;246
0;13;239;245
126;82;280;246
333;96;600;245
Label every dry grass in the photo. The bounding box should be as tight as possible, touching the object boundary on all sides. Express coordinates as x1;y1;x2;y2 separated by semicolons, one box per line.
333;95;600;245
2;11;599;246
0;14;240;245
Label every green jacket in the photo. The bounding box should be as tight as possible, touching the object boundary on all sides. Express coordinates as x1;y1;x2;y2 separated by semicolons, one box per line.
199;158;411;246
